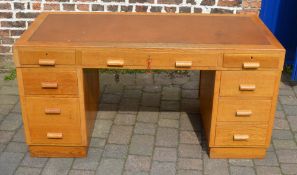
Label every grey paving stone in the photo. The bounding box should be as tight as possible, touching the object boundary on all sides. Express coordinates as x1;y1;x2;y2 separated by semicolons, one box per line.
275;110;286;119
0;130;14;143
273;139;297;149
12;101;21;113
96;158;124;175
14;167;41;175
137;107;159;123
120;98;140;107
229;159;254;167
108;125;133;145
280;163;297;175
230;166;256;175
97;106;117;120
92;120;113;138
154;73;172;85
136;74;153;85
153;147;177;162
161;100;180;111
203;156;229;175
273;118;290;130
0;112;22;131
279;95;297;105
100;74;116;85
134;122;156;135
279;88;295;96
42;158;73;175
5;142;27;153
104;84;124;94
143;85;161;93
180;131;200;144
177;170;202;175
21;152;48;168
0;143;6;152
159;111;180;120
181;99;199;113
178;144;202;159
123;89;142;99
182;81;199;90
103;144;128;159
272;129;294;140
0;95;18;105
12;127;25;142
0;152;24;175
114;113;136;125
180;113;201;131
102;94;121;104
90;138;106;148
254;151;279;166
72;148;103;170
276;150;297;163
283;105;297;115
124;155;151;172
158;118;179;128
173;76;190;85
68;170;95;175
141;93;160;107
256;166;282;175
119;74;136;85
123;171;149;175
118;103;139;115
181;90;199;99
156;127;178;147
162;86;180;100
129;135;154;156
177;158;203;170
0;86;18;95
150;161;176;175
287;116;297;132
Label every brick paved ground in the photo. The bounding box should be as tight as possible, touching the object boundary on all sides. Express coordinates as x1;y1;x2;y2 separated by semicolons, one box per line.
0;71;297;175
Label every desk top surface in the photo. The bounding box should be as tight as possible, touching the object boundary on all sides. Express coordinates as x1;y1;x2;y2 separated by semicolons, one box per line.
16;13;283;50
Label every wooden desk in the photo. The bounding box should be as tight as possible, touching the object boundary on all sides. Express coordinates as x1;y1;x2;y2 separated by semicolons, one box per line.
13;12;285;158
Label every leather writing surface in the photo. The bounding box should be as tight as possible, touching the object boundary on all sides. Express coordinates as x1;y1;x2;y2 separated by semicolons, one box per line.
29;14;270;45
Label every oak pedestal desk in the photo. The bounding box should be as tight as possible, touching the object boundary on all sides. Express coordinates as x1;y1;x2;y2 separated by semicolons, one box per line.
14;12;285;159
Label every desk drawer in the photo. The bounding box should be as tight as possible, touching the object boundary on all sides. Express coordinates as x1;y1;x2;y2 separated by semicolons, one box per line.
22;68;78;96
220;71;276;97
217;99;272;122
223;54;280;69
81;50;148;68
18;49;76;66
215;124;267;146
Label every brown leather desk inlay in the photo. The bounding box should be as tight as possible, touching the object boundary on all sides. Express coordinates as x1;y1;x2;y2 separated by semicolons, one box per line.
14;12;285;158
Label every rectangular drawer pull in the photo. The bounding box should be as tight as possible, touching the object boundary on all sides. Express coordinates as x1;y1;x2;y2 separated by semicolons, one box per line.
38;59;56;66
175;61;192;68
236;110;252;116
47;132;63;139
233;134;249;141
239;84;256;91
243;62;260;69
41;82;58;89
107;60;124;67
44;108;61;114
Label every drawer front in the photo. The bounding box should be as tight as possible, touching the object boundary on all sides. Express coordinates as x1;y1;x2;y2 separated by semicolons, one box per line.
215;124;267;146
25;97;80;125
217;99;272;122
223;54;280;69
220;71;276;97
22;68;78;96
150;53;219;69
81;50;148;68
18;49;76;66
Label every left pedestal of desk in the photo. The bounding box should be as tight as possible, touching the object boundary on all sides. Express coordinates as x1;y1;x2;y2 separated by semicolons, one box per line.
14;49;99;157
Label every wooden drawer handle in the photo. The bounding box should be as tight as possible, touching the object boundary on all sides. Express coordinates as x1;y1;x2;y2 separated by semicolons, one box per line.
39;59;56;66
47;132;63;139
239;84;256;91
107;60;124;67
175;61;192;68
243;62;260;69
233;134;249;141
41;82;58;89
236;110;252;117
45;108;61;114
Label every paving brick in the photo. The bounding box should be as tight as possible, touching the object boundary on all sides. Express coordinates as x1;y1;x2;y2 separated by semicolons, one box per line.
123;171;149;175
141;93;160;107
108;125;133;145
120;98;140;106
137;107;159;123
230;166;256;175
12;101;21;113
150;161;176;175
0;152;24;175
15;167;41;175
275;110;286;119
158;118;179;128
42;158;73;175
92;120;113;138
97;104;117;120
173;75;190;85
0;112;22;131
162;86;180;100
118;103;139;115
280;163;297;175
181;90;199;99
124;155;151;172
102;94;121;104
96;158;124;175
178;144;202;158
287;116;297;132
180;113;201;131
134;122;156;135
0;95;18;105
161;100;180;111
103;144;128;159
129;135;154;156
159;111;180;120
229;159;254;167
256;166;282;175
273;118;290;130
279;95;297;105
0;143;5;152
143;85;161;93
279;88;295;96
136;74;153;85
203;157;229;175
177;158;202;170
283;105;297;115
90;138;106;148
180;131;200;144
276;150;297;163
156;127;178;147
119;74;136;85
153;147;177;162
0;130;14;143
104;84;124;94
273;139;297;149
114;113;136;125
125;85;143;90
177;170;202;175
272;129;294;140
254;151;279;166
72;148;103;170
0;86;18;95
123;89;142;99
182;81;199;90
21;152;48;168
68;170;95;175
5;141;27;153
181;99;199;113
154;73;172;85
